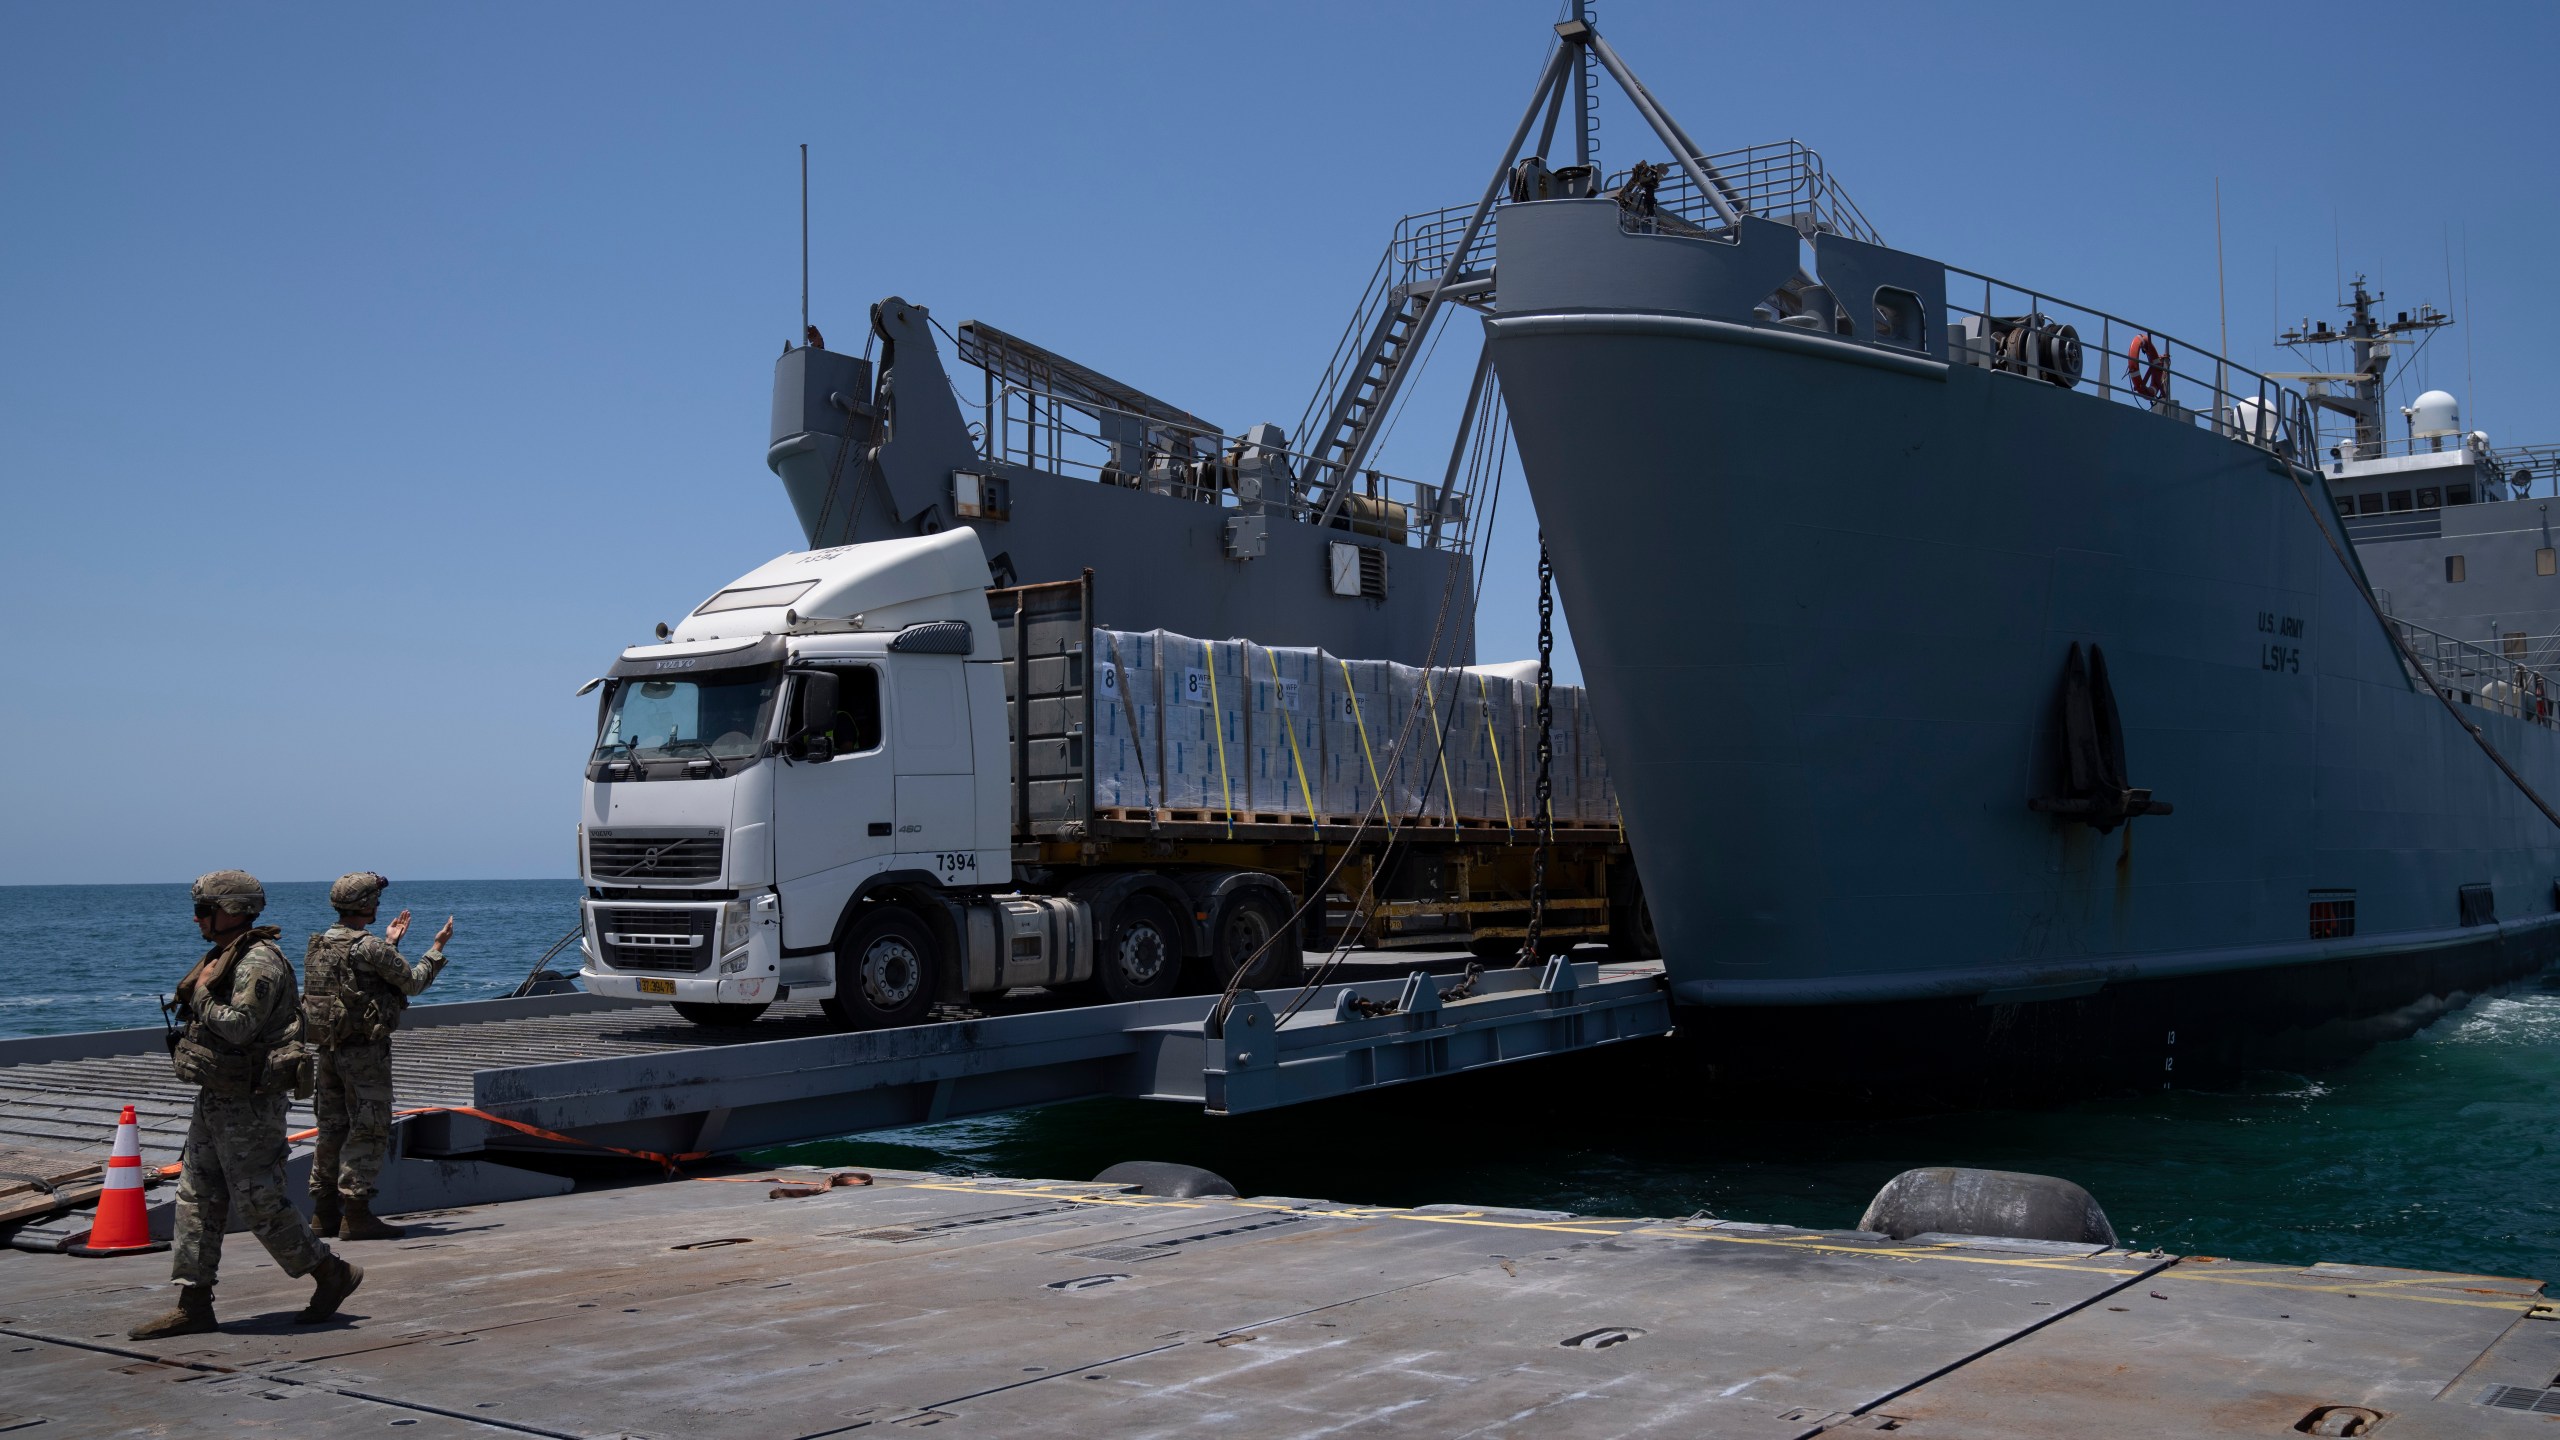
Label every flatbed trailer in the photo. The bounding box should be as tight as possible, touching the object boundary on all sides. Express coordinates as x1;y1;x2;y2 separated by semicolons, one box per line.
993;573;1649;963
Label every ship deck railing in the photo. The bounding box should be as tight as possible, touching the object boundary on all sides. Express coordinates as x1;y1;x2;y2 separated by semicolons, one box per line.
2492;442;2560;497
2385;614;2560;725
2331;432;2555;497
988;384;1467;553
1605;140;1884;247
1380;138;1882;297
1938;268;2328;471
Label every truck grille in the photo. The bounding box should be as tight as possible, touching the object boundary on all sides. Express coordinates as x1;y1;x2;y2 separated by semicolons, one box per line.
598;906;716;973
588;829;724;884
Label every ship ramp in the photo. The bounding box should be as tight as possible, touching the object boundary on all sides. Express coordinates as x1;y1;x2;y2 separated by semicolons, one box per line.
0;957;1670;1234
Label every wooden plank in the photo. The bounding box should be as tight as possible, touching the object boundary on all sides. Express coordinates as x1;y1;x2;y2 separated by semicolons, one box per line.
0;1146;105;1227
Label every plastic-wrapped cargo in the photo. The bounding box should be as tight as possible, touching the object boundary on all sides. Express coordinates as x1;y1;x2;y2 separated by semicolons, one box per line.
1090;628;1161;810
1423;666;1492;826
1466;669;1526;830
1080;626;1611;827
1545;683;1585;826
1322;657;1394;821
1246;644;1325;818
1156;633;1247;813
1386;663;1447;822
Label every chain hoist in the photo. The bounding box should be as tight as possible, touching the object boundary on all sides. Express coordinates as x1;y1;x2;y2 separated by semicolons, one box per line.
1519;536;1555;967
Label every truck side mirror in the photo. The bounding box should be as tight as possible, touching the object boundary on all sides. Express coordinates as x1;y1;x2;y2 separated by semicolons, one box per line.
790;671;840;760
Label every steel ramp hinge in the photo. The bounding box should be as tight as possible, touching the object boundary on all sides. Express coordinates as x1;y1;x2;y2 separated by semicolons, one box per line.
1539;955;1579;997
1216;993;1273;1070
1395;971;1443;1025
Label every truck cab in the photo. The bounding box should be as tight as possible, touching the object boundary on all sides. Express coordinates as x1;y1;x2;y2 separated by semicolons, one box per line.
578;529;1044;1027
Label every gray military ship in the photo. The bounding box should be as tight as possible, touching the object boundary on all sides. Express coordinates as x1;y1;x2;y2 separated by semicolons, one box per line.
753;9;2560;1087
1460;13;2560;1083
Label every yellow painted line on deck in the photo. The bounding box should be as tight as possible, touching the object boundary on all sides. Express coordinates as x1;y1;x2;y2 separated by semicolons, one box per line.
886;1179;2550;1313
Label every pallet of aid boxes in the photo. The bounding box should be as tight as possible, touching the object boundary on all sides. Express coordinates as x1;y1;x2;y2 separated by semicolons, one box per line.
1091;631;1301;823
1088;629;1615;829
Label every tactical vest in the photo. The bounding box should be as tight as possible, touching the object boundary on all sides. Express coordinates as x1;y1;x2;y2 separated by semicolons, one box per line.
172;929;310;1097
302;927;406;1048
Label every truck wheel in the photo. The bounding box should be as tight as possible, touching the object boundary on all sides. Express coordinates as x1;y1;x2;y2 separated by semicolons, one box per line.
1092;894;1184;1004
1209;891;1302;992
672;1002;771;1027
824;907;941;1029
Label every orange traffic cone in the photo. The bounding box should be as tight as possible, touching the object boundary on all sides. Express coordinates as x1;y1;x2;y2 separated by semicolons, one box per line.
84;1105;155;1252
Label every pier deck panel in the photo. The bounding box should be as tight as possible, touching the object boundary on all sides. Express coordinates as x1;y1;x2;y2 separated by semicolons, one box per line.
1;1168;2547;1437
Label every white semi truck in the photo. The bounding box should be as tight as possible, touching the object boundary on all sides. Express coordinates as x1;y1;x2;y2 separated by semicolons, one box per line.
575;528;1644;1028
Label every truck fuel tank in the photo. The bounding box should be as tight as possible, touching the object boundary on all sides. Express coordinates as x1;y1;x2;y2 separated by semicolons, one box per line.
960;894;1092;992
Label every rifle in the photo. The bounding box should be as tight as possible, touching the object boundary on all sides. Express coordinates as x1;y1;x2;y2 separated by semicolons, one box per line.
156;992;187;1055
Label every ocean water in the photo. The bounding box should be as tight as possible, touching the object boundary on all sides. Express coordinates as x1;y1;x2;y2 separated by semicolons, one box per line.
0;879;584;1035
766;994;2560;1282
6;881;2553;1282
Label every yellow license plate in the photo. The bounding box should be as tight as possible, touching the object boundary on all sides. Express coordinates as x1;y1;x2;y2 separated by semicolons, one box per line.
637;978;676;996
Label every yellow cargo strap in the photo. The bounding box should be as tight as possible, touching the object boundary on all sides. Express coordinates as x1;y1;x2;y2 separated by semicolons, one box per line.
1340;658;1385;823
1476;672;1516;831
1205;644;1235;838
1423;672;1460;823
1107;632;1155;812
1269;649;1320;834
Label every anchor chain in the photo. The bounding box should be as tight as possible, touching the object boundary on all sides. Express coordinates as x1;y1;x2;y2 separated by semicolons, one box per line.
1519;536;1555;968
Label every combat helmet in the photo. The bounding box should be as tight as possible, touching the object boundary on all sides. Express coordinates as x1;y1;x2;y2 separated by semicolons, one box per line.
191;870;267;917
329;871;390;912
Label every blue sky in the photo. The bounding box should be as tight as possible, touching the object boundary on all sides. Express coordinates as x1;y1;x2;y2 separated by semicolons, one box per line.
4;1;2553;885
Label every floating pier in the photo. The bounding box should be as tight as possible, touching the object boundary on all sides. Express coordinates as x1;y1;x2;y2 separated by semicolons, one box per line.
0;958;1672;1226
4;1160;2553;1436
6;966;2555;1434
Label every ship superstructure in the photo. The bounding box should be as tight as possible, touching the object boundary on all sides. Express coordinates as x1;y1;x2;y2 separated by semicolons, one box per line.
2274;282;2560;708
762;296;1490;668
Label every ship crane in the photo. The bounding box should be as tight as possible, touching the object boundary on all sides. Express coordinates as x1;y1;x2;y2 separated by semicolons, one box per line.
1293;3;1756;534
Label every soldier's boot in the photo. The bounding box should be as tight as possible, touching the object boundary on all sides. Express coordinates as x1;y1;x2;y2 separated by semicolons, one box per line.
129;1285;217;1340
338;1196;403;1242
310;1190;341;1238
296;1255;364;1324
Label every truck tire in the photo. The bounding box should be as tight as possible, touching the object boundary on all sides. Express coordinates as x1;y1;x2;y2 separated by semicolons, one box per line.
1092;894;1184;1004
1208;891;1302;992
672;1002;771;1028
824;907;942;1030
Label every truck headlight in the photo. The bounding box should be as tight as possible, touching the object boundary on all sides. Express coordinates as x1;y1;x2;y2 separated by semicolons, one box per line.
720;899;749;953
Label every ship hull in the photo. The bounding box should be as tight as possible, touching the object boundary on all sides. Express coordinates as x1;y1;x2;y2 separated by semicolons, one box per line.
1487;297;2560;1066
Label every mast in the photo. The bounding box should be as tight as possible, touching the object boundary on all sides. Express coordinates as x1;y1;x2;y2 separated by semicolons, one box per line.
2278;277;2449;460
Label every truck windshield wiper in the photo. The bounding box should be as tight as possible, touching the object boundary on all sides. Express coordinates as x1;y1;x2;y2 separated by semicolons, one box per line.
592;741;647;781
661;738;725;777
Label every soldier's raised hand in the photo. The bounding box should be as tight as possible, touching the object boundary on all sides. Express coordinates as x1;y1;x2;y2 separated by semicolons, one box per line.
386;909;413;945
433;916;455;949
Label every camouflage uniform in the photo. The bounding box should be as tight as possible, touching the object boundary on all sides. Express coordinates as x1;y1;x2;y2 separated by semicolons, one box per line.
169;919;329;1289
134;871;359;1340
304;914;446;1203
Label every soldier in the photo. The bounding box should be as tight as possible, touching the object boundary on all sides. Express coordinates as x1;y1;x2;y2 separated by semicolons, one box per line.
303;872;451;1241
131;871;363;1340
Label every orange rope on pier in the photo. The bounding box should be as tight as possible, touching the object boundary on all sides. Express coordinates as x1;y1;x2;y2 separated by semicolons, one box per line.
151;1105;707;1181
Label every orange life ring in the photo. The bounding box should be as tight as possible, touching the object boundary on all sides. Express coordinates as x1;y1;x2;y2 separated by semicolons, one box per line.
2126;334;2169;400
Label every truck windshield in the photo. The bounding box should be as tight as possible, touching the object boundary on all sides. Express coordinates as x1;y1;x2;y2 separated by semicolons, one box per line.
595;668;780;765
